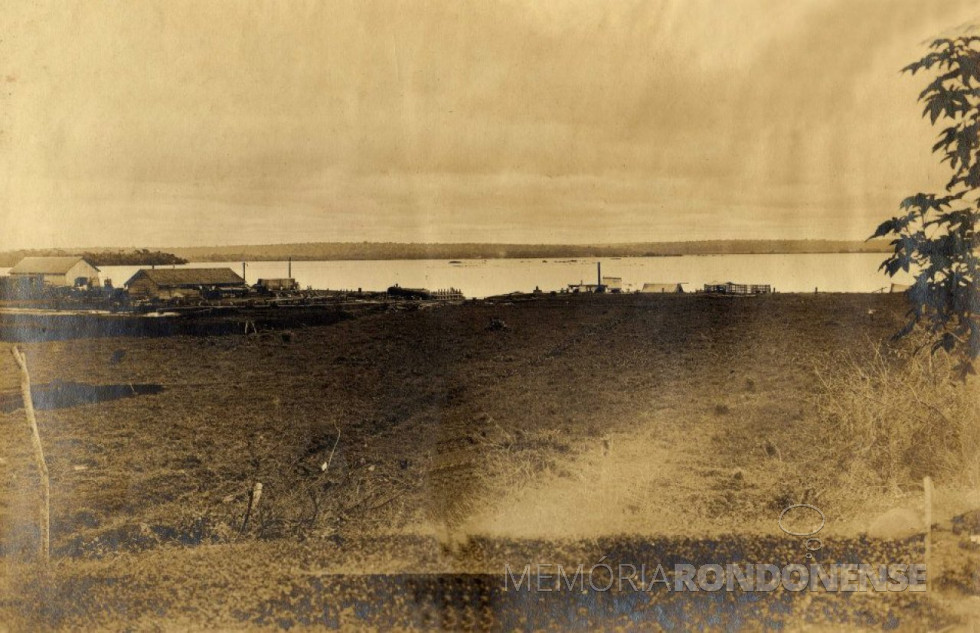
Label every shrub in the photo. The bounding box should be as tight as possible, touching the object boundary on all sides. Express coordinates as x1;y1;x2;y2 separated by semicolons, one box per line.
810;335;980;497
874;36;980;376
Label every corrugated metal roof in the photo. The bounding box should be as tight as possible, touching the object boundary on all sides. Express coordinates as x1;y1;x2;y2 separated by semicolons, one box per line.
9;256;99;275
124;268;245;287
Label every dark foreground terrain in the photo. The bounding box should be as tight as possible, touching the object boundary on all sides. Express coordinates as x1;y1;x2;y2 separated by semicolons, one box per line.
1;293;978;630
1;535;956;631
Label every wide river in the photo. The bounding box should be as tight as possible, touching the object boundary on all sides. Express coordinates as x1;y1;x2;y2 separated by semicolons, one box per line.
54;253;912;299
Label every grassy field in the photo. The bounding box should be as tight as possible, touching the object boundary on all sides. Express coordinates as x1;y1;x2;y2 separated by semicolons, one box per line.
1;293;978;630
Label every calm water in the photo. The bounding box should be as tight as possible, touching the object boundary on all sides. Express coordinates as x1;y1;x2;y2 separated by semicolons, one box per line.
60;253;910;299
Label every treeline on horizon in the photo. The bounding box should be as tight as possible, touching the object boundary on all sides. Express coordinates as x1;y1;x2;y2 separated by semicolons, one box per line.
0;240;891;266
0;248;188;267
166;239;892;261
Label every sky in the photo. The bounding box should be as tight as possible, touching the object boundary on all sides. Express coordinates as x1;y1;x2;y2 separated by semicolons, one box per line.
1;0;978;249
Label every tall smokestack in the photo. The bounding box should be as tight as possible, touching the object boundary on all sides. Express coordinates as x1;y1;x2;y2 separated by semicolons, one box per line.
288;256;292;278
597;261;601;286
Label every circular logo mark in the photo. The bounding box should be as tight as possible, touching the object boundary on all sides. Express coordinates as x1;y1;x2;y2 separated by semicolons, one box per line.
778;504;826;537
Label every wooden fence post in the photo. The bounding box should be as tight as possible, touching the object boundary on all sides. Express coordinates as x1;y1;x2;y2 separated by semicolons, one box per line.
924;475;933;590
240;482;263;535
11;346;49;563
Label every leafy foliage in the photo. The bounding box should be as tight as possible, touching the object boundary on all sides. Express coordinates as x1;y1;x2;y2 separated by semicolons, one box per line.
82;248;188;266
875;36;980;376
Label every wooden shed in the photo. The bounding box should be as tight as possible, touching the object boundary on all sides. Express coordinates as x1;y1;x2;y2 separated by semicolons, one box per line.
124;268;246;299
703;281;771;295
256;278;299;292
8;256;101;287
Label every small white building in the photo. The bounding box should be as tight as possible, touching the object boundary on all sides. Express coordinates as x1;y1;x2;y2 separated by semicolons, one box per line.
8;256;101;287
641;282;685;293
602;277;623;292
568;282;602;293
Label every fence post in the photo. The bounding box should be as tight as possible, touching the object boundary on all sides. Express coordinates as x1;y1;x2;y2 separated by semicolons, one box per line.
924;476;933;591
240;482;263;535
11;346;49;563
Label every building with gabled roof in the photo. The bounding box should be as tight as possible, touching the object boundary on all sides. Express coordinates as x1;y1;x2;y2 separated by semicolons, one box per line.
8;256;101;287
124;268;245;299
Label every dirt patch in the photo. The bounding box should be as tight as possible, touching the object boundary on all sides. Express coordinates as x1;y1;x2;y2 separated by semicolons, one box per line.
461;406;729;539
0;294;914;555
0;382;164;413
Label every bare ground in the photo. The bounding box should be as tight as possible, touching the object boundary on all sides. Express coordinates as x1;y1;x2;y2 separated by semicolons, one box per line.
1;293;978;630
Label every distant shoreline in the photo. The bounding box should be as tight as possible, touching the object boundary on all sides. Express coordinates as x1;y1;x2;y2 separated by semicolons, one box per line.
0;240;891;267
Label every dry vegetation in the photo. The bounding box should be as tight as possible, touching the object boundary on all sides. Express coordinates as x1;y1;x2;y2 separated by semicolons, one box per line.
0;293;977;629
806;335;980;505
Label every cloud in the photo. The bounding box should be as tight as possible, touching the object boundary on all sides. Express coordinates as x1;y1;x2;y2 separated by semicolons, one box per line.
1;0;978;248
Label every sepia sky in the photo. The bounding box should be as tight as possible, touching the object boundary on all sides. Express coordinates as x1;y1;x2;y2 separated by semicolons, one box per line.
1;0;978;249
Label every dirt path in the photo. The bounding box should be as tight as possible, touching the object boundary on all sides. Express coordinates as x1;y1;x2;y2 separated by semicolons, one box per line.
460;407;743;539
